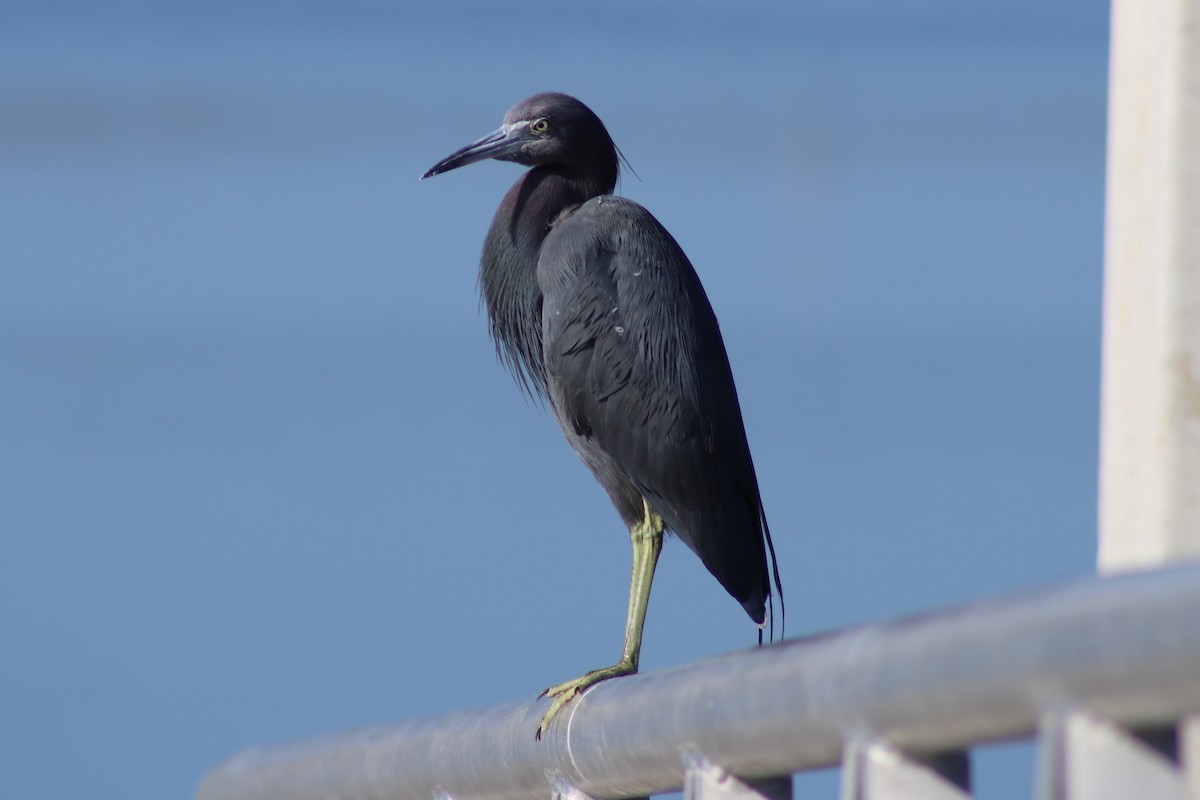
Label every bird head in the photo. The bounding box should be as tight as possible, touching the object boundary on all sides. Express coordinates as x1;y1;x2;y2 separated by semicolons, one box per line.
421;92;619;188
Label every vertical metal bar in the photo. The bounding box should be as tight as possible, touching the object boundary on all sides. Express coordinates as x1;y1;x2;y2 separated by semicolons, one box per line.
839;740;971;800
546;773;600;800
1036;713;1069;800
1037;712;1187;800
1182;715;1200;797
1099;0;1200;569
682;754;791;800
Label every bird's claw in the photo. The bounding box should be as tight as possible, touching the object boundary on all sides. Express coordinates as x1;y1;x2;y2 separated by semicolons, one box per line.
535;679;584;740
534;661;637;740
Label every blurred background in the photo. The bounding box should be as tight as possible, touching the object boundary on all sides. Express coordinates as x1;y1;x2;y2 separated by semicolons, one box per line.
1;1;1108;797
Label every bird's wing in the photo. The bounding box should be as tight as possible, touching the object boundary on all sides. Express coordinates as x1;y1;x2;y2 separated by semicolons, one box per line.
539;196;773;622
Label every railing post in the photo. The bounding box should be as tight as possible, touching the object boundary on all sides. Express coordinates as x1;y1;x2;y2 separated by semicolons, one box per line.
1183;716;1200;796
1036;712;1188;799
547;773;600;800
682;754;791;800
839;740;971;800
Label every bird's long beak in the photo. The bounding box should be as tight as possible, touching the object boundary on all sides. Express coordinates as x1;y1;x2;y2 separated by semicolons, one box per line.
421;124;528;179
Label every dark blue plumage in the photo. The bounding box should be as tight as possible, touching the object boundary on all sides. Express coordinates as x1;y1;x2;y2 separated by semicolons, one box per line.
540;194;777;622
422;92;782;735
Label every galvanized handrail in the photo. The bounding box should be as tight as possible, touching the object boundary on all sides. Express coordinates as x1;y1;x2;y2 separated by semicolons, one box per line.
196;561;1200;800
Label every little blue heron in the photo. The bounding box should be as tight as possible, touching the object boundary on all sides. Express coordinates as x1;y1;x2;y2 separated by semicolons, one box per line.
421;93;783;738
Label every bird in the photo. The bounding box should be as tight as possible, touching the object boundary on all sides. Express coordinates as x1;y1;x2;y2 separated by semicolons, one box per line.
421;92;782;738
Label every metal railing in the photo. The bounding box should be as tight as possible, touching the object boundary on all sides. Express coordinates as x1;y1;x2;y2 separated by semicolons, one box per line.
196;562;1200;800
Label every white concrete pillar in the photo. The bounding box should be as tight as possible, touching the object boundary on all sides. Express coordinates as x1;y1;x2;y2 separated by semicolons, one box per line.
1099;0;1200;570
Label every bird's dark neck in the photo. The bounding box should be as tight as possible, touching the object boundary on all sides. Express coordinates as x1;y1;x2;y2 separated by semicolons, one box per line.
480;166;614;396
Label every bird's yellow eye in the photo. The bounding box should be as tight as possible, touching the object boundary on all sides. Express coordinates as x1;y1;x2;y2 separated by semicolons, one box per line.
531;118;550;135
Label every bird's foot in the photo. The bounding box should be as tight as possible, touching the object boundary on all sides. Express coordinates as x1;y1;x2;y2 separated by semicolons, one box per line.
535;659;637;740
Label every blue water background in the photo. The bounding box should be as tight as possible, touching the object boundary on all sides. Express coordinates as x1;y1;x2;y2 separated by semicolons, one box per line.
1;2;1107;797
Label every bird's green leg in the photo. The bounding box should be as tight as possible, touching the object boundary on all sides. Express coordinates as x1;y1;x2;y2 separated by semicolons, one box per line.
536;499;664;739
